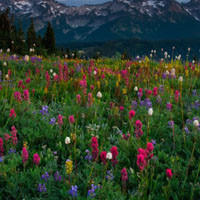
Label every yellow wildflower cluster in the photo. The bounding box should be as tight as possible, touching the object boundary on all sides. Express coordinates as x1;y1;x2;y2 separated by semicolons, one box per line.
65;159;73;175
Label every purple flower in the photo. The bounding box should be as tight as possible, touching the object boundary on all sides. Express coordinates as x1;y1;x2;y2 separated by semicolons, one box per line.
106;170;114;181
166;102;172;111
40;105;48;115
131;100;137;110
0;157;3;162
49;118;56;125
41;172;50;182
151;139;156;145
184;127;190;134
168;121;174;128
54;171;62;182
68;185;78;197
85;149;92;161
38;184;46;192
88;184;99;198
186;119;192;125
192;89;197;96
162;73;167;79
8;148;16;154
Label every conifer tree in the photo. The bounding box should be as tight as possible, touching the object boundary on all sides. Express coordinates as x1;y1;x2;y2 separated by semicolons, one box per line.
43;21;56;54
27;18;37;49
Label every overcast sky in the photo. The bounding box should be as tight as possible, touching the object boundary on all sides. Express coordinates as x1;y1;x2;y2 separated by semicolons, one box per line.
57;0;191;6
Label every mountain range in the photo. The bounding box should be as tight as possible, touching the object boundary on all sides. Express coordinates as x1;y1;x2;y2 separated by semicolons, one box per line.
0;0;200;43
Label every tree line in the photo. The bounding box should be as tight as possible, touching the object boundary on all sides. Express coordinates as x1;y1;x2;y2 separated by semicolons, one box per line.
0;8;56;56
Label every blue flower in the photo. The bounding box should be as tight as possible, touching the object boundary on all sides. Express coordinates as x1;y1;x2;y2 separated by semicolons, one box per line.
54;171;62;182
8;148;16;154
105;170;114;181
40;105;48;115
41;172;50;182
49;118;56;125
168;121;174;128
0;157;3;163
38;184;46;192
88;184;99;198
68;185;78;197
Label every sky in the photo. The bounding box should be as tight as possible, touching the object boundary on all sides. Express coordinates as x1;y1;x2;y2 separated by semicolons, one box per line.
57;0;191;6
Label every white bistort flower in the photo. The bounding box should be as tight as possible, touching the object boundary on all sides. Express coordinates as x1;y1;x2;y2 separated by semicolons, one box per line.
193;120;199;127
134;86;138;92
97;91;102;98
179;76;183;82
65;137;71;144
148;108;153;116
106;152;112;160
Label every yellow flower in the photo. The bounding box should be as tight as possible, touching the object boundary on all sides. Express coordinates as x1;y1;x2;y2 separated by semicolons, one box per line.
44;87;48;94
23;141;28;148
116;81;119;87
71;133;76;142
65;159;73;175
117;74;121;82
185;70;189;77
122;88;127;94
97;81;100;89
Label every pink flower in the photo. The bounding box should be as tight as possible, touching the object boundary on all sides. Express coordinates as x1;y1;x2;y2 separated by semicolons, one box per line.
100;151;107;165
76;94;81;104
91;137;99;161
58;114;63;125
23;90;29;101
69;115;75;124
18;80;23;88
13;91;22;102
0;138;4;157
33;153;40;166
22;147;29;164
9;108;16;118
4;133;11;141
119;106;124;111
153;87;158;96
166;169;173;179
129;110;135;120
121;167;128;182
110;146;118;166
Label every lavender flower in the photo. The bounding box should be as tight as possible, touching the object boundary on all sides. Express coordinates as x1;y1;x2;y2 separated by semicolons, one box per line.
151;139;156;145
68;185;78;197
168;121;174;128
131;100;137;110
54;171;62;182
88;184;99;198
8;148;16;154
105;170;114;181
49;118;56;125
41;172;50;182
0;157;3;162
38;184;46;192
40;105;48;115
85;150;92;161
184;127;190;134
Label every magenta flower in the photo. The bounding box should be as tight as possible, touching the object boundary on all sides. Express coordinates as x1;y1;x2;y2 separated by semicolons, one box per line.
23;90;29;101
33;153;40;166
129;110;135;120
58;114;63;125
69;115;75;124
166;169;173;179
9;108;16;118
22;147;29;164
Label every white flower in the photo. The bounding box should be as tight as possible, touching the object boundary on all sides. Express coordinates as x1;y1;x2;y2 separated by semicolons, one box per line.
24;55;29;62
30;48;33;53
0;49;2;53
166;70;169;75
165;65;168;69
53;73;57;77
179;76;183;82
193;120;199;127
7;48;10;53
97;91;102;98
5;74;9;79
188;47;191;52
136;55;140;59
150;54;152;58
154;50;156;54
3;62;7;66
192;60;195;64
65;137;71;144
93;70;97;75
65;54;68;58
164;52;168;57
148;108;153;116
171;68;175;76
168;55;170;58
106;152;112;160
50;69;53;73
134;86;138;92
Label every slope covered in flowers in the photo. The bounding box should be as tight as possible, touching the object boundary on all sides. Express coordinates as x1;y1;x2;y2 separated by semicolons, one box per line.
0;54;200;199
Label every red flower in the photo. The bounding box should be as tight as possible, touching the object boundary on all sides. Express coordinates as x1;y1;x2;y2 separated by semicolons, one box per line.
100;151;107;165
9;108;16;118
121;167;128;182
129;110;135;120
110;146;118;166
166;169;173;179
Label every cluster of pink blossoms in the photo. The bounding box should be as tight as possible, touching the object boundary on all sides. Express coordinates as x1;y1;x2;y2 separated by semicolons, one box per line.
91;137;99;161
137;142;154;171
135;120;143;138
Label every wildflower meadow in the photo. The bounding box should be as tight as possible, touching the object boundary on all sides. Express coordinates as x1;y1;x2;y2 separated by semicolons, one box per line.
0;52;200;199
